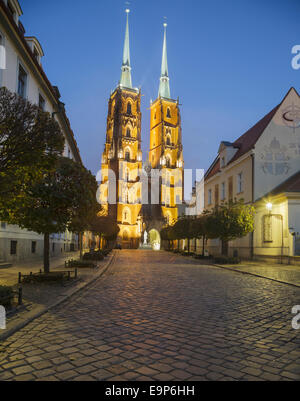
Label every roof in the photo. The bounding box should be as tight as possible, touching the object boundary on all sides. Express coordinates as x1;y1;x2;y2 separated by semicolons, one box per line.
268;171;300;196
227;104;280;165
205;103;280;181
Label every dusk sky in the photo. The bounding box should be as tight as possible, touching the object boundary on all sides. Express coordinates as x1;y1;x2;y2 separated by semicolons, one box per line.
21;0;300;196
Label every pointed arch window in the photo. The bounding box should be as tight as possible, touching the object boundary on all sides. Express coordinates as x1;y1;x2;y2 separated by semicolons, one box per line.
126;128;131;137
166;156;171;168
166;108;171;118
125;150;130;161
166;136;171;146
127;102;132;115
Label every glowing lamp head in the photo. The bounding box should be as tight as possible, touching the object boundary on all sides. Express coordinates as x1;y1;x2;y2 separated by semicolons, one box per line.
266;202;273;212
125;8;130;14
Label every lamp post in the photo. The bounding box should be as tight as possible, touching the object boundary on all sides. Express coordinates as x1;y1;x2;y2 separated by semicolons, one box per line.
266;202;284;264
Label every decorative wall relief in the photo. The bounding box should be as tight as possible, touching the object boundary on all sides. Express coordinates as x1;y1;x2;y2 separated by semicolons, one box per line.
260;137;290;176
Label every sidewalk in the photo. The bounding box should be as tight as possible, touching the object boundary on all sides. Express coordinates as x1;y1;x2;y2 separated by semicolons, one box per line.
0;251;115;341
213;260;300;288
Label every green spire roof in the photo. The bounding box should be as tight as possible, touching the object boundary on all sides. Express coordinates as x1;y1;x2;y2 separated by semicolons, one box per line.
158;23;171;99
120;9;132;89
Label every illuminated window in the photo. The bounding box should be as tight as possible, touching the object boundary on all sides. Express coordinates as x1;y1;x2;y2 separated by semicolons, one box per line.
126;128;131;137
127;102;132;114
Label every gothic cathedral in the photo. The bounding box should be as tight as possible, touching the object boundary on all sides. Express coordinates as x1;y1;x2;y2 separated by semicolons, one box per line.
99;11;184;249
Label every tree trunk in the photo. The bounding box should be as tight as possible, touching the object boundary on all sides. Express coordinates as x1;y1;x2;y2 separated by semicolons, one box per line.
188;238;190;253
202;236;205;257
44;233;50;273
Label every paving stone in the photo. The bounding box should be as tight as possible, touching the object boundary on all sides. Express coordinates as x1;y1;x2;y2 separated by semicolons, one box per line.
0;250;299;382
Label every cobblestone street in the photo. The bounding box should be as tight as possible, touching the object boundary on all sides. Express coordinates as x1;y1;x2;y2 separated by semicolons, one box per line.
0;250;300;381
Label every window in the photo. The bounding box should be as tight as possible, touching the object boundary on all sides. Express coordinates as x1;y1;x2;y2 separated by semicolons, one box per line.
127;102;132;115
31;241;37;254
221;157;225;168
125;151;130;161
237;172;243;193
123;231;129;241
10;241;17;255
208;189;212;205
166;157;171;168
228;176;233;200
18;64;27;98
1;222;6;229
52;243;55;252
126;128;131;137
221;182;225;200
263;215;273;242
166;108;171;118
38;94;45;110
166;136;171;146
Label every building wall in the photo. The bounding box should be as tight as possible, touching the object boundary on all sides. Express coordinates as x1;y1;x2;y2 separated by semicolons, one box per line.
254;89;300;201
204;154;253;257
0;2;80;262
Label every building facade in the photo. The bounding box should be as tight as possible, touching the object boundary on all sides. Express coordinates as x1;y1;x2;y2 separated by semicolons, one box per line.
202;87;300;261
99;10;143;249
99;15;184;249
0;0;82;262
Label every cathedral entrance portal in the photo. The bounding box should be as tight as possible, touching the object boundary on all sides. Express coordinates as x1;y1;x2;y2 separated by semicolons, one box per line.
149;229;161;251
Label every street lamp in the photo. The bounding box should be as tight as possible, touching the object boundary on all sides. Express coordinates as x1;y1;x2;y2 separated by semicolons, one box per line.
266;202;273;213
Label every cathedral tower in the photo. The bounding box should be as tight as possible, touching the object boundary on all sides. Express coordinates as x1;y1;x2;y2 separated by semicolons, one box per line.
100;10;142;248
148;23;184;225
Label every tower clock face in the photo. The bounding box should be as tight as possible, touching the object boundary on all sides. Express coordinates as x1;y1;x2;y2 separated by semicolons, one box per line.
282;104;300;129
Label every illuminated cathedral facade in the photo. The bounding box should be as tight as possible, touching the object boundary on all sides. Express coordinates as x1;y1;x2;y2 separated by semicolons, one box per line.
99;11;184;249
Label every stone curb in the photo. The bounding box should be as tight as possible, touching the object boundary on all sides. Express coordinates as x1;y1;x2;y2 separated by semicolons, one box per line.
0;251;116;342
211;263;300;289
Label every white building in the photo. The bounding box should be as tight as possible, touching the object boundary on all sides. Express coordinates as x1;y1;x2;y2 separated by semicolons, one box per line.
0;0;82;262
203;87;300;262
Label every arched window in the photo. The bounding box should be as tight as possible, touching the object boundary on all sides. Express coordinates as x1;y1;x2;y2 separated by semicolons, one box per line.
125;150;130;161
126;128;131;137
166;136;171;146
127;102;132;115
166;156;171;168
123;209;130;223
166;108;171;118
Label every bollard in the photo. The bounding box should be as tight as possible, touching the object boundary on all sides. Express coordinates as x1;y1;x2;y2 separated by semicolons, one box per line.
18;287;23;306
18;272;22;284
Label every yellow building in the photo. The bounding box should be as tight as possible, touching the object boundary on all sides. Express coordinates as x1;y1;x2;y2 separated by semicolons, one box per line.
148;23;184;226
99;17;184;249
99;10;142;249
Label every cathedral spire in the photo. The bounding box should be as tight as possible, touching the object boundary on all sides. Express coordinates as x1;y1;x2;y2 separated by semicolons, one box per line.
158;23;171;99
120;9;132;89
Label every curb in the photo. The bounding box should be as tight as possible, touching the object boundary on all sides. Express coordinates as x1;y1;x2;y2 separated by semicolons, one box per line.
211;263;300;289
0;251;116;342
